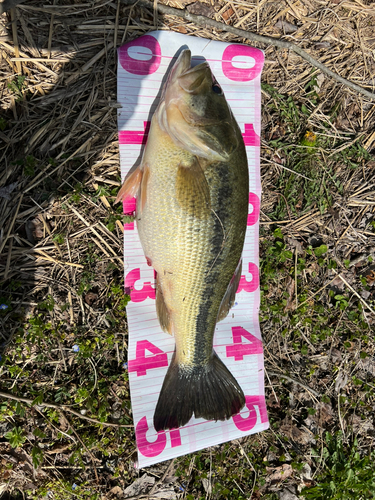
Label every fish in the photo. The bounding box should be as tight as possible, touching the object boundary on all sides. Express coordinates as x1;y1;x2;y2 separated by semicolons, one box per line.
116;49;249;431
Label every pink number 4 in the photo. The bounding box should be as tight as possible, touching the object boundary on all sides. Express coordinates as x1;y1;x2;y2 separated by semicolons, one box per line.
128;340;168;376
226;326;263;361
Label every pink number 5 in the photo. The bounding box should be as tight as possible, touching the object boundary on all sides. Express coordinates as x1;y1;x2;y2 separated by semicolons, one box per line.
136;417;182;458
233;395;268;431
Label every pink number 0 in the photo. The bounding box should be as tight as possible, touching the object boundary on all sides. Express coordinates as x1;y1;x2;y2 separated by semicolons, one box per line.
222;45;264;82
118;35;161;75
136;417;181;457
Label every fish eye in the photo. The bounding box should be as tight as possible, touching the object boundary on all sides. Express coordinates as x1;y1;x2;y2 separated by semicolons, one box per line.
212;83;223;95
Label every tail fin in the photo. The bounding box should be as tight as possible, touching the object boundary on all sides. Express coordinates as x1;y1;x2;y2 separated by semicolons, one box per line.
153;350;245;431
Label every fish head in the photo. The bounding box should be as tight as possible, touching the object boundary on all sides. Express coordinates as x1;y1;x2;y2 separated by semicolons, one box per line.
158;49;240;161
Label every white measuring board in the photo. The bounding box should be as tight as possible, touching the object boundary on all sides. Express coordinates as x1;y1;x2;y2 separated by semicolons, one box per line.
117;31;268;468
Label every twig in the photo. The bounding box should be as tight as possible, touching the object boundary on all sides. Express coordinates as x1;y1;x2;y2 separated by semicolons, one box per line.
120;0;375;101
0;194;23;254
332;269;375;316
294;250;298;309
34;250;84;269
261;157;314;181
236;441;257;500
264;367;279;404
0;0;26;14
10;8;21;75
0;391;133;428
67;203;123;266
337;392;345;438
148;458;175;495
267;370;321;398
296;275;338;309
63;412;99;483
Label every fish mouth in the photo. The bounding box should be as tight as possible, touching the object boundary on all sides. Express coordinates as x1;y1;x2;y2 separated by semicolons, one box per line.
165;49;211;98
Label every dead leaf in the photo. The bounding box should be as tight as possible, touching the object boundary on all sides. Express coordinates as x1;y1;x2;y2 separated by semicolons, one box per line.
284;276;295;312
153;489;177;499
85;292;98;305
331;348;342;362
222;7;234;21
176;26;188;34
0;182;18;200
109;486;123;497
265;449;279;462
305;403;333;432
58;413;69;432
275;20;298;33
25;218;44;244
335;371;348;392
124;474;155;498
328;206;340;220
278;487;299;500
267;393;280;409
286;237;304;255
266;464;293;482
314;73;325;93
348;414;374;433
361;290;371;299
315;42;331;49
187;2;215;18
358;356;375;376
330;276;346;291
280;423;315;444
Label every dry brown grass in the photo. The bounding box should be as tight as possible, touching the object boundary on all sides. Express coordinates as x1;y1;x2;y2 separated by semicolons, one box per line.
0;0;374;498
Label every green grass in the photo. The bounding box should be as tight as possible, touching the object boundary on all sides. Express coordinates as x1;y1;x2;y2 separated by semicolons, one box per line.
303;433;375;499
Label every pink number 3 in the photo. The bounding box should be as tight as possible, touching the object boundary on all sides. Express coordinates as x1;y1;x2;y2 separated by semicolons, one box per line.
125;268;156;302
237;263;259;293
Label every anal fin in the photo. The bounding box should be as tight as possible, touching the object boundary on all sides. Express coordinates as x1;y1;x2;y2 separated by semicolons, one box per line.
217;259;242;322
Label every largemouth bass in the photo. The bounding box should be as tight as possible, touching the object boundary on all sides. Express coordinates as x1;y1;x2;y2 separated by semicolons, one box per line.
116;49;248;431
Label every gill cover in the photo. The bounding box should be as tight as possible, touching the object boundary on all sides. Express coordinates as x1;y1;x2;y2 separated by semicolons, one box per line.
157;49;239;161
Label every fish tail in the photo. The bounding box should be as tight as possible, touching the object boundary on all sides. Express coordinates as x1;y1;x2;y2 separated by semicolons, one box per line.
153;350;245;431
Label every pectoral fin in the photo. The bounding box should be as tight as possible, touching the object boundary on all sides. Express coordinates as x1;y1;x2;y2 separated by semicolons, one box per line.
156;275;173;335
139;164;150;213
176;157;210;217
217;260;242;322
115;163;143;204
